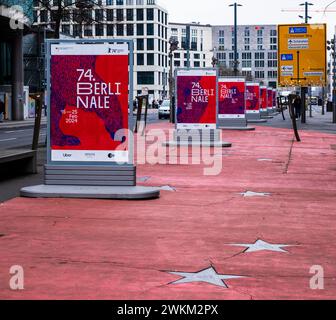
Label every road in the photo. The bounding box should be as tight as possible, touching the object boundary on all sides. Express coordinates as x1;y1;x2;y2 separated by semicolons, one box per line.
0;126;47;150
0;110;165;150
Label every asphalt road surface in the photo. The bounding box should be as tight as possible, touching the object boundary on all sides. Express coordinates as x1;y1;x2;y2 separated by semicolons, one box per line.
0;126;47;150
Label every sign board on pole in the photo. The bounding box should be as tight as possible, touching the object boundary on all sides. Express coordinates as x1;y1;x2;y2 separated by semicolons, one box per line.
175;68;217;130
267;88;273;111
49;42;130;164
278;24;327;87
246;83;260;114
272;89;277;109
260;86;268;114
218;78;246;119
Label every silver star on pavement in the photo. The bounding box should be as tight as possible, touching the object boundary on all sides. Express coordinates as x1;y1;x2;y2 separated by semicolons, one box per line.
240;191;271;197
230;239;293;253
168;266;244;288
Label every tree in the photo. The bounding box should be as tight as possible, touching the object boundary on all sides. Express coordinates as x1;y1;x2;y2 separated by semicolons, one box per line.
35;0;103;39
218;63;253;81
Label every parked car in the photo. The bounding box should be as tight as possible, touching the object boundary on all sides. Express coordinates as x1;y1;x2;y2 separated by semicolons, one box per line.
158;100;171;119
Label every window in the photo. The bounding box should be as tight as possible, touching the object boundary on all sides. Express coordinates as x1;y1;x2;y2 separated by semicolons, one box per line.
137;24;144;36
127;9;133;21
147;38;154;51
194;61;200;67
107;24;114;36
147;24;154;36
255;71;265;79
95;24;104;36
117;24;124;36
137;9;144;20
147;53;154;65
107;9;113;21
116;9;123;21
137;39;144;50
137;72;154;85
127;24;134;36
137;54;144;65
147;8;154;20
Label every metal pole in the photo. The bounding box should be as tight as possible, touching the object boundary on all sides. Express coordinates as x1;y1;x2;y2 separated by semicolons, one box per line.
305;2;308;23
333;33;336;123
309;86;312;117
322;86;325;115
234;4;238;76
169;53;174;123
186;25;191;69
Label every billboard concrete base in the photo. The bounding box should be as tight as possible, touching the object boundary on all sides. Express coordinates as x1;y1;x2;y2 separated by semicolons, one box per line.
20;185;160;200
163;141;232;147
219;126;255;131
247;119;267;123
164;129;232;148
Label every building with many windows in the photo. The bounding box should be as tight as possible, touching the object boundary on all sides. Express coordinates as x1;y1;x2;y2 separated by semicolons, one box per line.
168;22;213;70
33;0;169;100
212;24;278;87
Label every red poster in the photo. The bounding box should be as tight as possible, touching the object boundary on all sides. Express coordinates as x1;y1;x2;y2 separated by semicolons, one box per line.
176;69;217;130
246;83;260;114
260;87;268;112
267;88;273;110
50;43;129;163
218;78;246;119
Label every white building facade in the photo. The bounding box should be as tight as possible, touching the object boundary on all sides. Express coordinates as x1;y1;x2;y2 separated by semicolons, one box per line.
33;0;169;100
212;24;278;87
168;22;213;71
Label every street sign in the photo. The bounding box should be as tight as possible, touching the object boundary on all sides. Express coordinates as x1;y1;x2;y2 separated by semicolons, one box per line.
49;42;130;164
281;54;293;61
289;26;307;34
278;24;327;87
175;68;217;130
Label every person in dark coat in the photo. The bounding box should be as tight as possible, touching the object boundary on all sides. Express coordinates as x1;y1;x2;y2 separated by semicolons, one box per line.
293;95;302;119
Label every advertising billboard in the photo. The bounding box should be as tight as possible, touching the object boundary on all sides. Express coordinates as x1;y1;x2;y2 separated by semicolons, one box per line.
267;88;273;110
176;69;217;130
260;86;268;112
218;78;246;119
49;43;130;163
272;89;277;108
278;24;327;87
246;83;260;114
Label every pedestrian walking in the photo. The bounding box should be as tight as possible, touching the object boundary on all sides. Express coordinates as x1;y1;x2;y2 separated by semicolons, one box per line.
293;95;302;119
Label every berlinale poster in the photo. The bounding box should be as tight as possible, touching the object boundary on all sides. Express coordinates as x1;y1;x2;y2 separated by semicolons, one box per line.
218;78;246;119
246;83;260;114
176;69;217;130
260;87;268;112
267;88;274;110
50;43;129;163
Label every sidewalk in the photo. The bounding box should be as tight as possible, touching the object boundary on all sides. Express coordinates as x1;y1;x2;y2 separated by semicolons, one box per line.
0;122;335;300
0;117;47;130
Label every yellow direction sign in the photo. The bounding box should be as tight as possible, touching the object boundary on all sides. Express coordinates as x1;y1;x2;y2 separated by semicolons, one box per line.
278;24;327;87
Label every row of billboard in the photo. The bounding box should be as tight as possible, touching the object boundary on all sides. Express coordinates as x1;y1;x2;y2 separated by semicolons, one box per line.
175;69;277;130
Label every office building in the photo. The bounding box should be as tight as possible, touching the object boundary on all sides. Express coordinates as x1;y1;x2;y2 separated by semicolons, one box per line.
212;24;278;87
33;0;169;100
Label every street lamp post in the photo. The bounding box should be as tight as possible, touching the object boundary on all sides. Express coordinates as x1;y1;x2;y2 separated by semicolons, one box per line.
299;2;313;23
229;3;242;77
168;37;179;123
212;47;218;68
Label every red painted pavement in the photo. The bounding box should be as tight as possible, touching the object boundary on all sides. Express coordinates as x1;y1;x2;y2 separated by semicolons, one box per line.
0;124;335;300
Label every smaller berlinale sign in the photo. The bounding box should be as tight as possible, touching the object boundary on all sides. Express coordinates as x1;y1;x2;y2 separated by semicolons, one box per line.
218;78;246;119
246;83;260;114
278;24;327;87
176;69;217;130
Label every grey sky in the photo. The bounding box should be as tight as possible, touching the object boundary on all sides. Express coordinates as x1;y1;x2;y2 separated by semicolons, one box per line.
160;0;335;38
